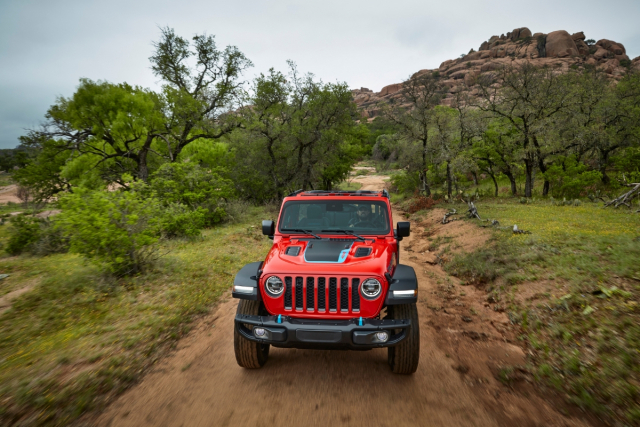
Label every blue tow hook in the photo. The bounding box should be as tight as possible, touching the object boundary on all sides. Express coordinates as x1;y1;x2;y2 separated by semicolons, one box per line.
277;314;282;324
359;317;363;326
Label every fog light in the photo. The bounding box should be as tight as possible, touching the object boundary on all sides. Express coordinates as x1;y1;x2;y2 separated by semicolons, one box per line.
254;328;266;338
375;331;389;342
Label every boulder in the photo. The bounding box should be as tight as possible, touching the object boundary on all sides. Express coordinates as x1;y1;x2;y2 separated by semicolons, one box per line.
379;83;402;96
593;47;610;60
571;32;586;41
508;27;532;40
574;39;589;55
439;59;453;70
480;51;491;59
481;61;504;72
479;41;490;51
488;36;499;44
410;69;431;79
519;28;532;38
463;51;482;61
615;54;630;63
545;30;579;57
532;32;544;38
596;39;626;54
585;57;598;66
609;44;624;55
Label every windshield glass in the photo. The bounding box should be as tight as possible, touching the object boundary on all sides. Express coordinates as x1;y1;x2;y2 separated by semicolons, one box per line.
279;200;390;235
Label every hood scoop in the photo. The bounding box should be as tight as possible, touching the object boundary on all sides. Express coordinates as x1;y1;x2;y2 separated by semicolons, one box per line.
304;240;353;263
285;246;301;256
354;247;372;257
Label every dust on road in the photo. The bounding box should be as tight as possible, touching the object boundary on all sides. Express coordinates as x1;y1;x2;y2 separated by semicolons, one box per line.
97;174;589;427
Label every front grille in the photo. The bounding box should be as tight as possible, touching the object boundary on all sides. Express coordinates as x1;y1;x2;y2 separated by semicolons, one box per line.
306;277;315;312
284;277;292;309
340;278;349;312
295;277;304;310
318;277;326;311
352;278;360;312
329;278;338;312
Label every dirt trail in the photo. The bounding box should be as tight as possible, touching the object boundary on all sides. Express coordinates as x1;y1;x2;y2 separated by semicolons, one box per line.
97;174;589;427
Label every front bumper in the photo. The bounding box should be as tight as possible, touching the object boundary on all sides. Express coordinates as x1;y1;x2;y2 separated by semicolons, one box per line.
235;314;411;350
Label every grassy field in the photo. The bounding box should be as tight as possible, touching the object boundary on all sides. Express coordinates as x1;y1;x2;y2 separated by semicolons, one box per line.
443;198;640;424
0;207;272;426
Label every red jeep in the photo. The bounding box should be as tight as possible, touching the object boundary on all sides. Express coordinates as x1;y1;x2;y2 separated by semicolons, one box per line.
232;190;419;374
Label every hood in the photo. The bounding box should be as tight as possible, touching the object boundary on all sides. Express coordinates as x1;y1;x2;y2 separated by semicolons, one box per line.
261;237;397;278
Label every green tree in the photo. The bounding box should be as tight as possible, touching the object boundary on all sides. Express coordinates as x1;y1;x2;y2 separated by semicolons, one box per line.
149;27;252;162
232;63;357;199
382;72;445;195
475;62;574;197
56;189;161;275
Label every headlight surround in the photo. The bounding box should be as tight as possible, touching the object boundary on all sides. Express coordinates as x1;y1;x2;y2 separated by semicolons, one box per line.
360;278;382;299
265;276;284;296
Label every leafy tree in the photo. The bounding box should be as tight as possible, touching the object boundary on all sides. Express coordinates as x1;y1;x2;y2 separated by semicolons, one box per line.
382;72;445;195
149;161;234;226
149;27;252;162
12;137;72;203
232;63;357;200
56;189;162;275
24;79;165;184
475;62;574;197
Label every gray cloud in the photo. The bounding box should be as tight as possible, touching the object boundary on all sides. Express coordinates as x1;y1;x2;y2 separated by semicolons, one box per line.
1;0;639;148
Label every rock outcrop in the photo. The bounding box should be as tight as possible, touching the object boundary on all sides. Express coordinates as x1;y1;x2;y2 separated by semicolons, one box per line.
353;27;638;118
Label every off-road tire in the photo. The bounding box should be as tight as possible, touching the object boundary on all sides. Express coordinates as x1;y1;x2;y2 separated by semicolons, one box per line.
234;300;270;369
387;303;420;374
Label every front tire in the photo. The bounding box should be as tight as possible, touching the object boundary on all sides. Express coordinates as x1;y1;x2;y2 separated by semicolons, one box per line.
387;303;420;374
234;300;270;369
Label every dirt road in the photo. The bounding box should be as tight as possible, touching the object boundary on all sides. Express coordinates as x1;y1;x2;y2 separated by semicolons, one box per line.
97;175;589;427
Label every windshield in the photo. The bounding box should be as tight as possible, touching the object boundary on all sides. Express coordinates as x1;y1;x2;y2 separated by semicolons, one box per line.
279;200;390;235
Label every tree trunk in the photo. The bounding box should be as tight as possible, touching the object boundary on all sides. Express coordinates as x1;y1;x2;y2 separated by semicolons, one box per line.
138;149;149;182
489;172;498;196
472;171;478;186
524;157;534;198
419;170;431;196
504;170;517;195
446;161;453;200
538;156;549;196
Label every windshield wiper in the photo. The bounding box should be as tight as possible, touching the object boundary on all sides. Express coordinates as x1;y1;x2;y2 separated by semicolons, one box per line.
281;229;321;239
321;229;366;241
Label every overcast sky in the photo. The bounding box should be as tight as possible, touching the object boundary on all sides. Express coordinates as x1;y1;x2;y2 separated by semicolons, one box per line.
1;0;639;149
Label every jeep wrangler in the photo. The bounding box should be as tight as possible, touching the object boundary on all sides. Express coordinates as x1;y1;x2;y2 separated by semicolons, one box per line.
232;190;419;374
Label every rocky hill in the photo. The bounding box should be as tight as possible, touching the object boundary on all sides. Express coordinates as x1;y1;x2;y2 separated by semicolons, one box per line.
353;27;640;118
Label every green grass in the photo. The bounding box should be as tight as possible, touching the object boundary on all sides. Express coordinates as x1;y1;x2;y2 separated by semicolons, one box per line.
0;207;272;426
0;173;14;187
334;180;362;191
443;198;640;424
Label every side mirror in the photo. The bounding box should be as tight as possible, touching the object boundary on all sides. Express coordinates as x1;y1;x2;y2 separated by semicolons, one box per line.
262;220;275;237
397;222;410;240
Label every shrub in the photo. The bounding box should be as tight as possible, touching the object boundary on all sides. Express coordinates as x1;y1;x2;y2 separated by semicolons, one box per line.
31;219;69;255
543;157;602;199
5;215;41;255
160;204;207;239
150;162;234;227
56;189;161;275
407;195;438;213
390;170;421;195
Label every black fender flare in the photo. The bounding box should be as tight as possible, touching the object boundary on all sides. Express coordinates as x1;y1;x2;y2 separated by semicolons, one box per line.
385;264;418;305
232;261;263;301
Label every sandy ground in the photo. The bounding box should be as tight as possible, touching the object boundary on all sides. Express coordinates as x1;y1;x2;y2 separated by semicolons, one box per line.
96;174;592;427
0;184;20;204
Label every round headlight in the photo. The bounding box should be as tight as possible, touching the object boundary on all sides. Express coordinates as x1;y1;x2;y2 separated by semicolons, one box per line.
361;278;382;299
265;276;284;296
